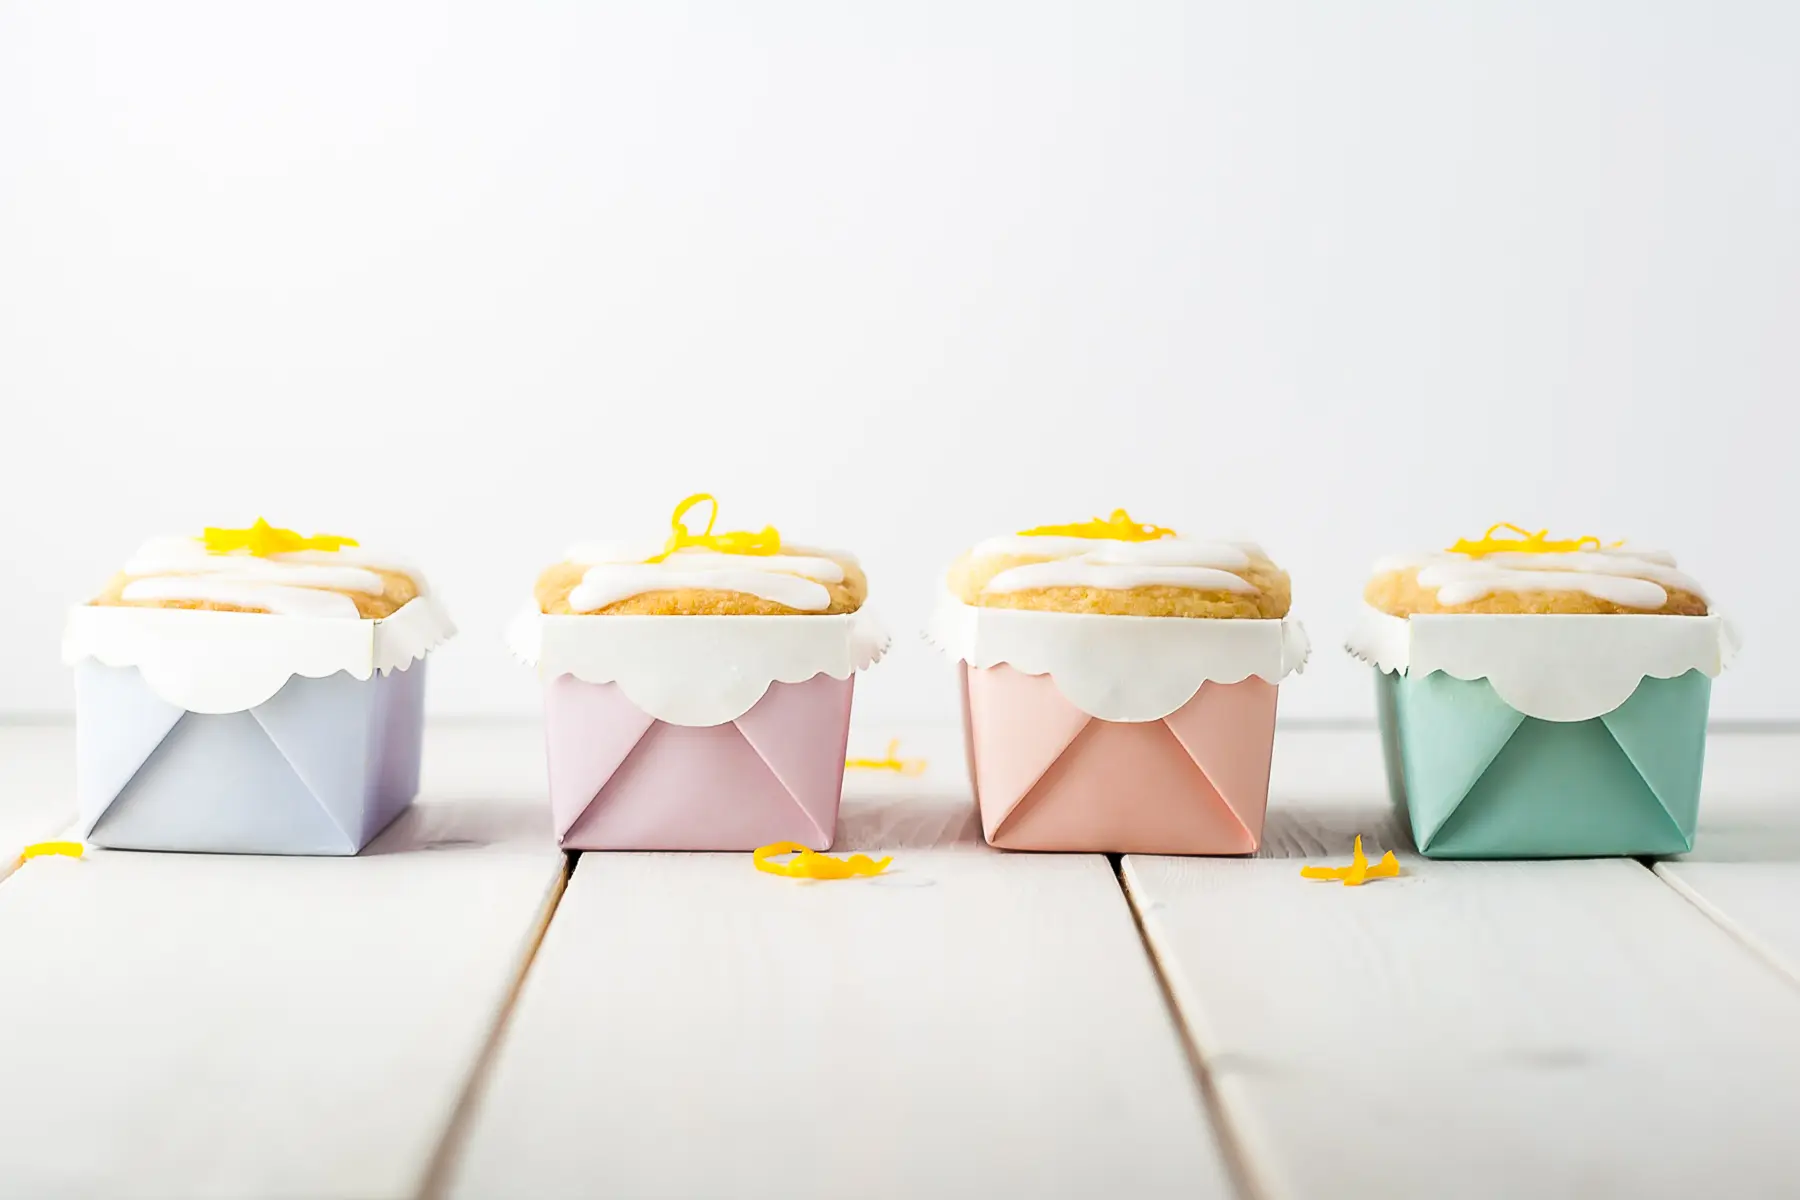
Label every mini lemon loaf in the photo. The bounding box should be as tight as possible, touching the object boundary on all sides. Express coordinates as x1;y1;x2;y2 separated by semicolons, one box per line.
535;494;867;617
946;509;1290;619
1365;524;1708;617
89;519;424;619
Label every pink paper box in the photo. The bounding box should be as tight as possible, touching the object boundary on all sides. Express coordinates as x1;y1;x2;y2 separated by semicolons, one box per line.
961;664;1278;854
544;673;855;851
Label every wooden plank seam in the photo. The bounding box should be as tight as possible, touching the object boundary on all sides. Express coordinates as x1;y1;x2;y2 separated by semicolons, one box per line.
1115;856;1267;1200
417;849;578;1199
1650;863;1800;994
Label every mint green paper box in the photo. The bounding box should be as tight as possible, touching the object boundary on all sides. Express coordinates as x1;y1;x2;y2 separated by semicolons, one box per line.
1349;611;1736;860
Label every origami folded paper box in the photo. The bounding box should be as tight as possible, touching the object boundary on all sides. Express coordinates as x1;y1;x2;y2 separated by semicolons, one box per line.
933;602;1310;855
63;599;454;856
1351;610;1736;860
511;610;888;852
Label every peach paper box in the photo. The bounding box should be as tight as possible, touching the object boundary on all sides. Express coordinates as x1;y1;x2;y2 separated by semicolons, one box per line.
509;608;889;851
62;599;455;855
929;600;1309;854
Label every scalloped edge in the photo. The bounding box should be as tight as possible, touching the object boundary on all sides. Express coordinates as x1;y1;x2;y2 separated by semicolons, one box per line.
506;606;890;727
1343;607;1737;723
925;596;1309;722
61;597;456;715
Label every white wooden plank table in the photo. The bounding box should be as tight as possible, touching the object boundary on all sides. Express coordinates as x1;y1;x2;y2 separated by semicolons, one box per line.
0;724;565;1200
1124;731;1800;1200
6;723;1800;1199
443;727;1237;1200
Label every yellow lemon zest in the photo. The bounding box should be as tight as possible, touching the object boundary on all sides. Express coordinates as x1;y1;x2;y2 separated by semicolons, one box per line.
644;494;781;563
845;739;927;776
753;841;892;880
18;841;84;863
1018;508;1175;541
203;517;359;557
1447;523;1623;558
1300;836;1400;887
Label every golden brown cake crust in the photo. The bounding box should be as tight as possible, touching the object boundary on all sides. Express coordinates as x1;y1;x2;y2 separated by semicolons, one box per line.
947;552;1291;619
1365;567;1708;617
89;568;419;619
535;552;867;616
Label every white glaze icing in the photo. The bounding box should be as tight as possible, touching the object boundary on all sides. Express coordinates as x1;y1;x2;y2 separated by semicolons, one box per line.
971;535;1265;595
568;567;832;613
123;537;427;593
561;545;848;613
971;535;1264;563
274;547;431;593
120;578;362;618
1387;544;1705;610
124;556;385;594
570;546;844;583
1420;566;1669;609
567;541;859;569
983;562;1259;595
112;535;425;619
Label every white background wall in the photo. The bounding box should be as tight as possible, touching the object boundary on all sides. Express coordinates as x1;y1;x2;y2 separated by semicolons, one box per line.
2;1;1796;727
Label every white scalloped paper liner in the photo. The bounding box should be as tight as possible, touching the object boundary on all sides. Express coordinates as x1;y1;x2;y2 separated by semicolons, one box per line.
62;597;456;715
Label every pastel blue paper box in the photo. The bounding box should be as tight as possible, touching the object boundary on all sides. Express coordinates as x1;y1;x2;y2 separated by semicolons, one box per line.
63;600;454;855
1349;611;1735;860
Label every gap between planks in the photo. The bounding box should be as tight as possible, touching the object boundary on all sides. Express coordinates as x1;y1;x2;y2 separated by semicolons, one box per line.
418;849;578;1200
1648;863;1800;996
1114;854;1266;1200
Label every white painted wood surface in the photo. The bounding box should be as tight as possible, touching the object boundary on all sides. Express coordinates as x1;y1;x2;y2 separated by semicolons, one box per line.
445;740;1236;1200
0;726;565;1200
1124;729;1800;1200
1656;735;1800;988
0;725;76;879
6;721;1800;1199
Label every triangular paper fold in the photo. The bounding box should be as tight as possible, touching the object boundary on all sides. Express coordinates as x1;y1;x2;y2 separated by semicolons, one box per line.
74;661;427;856
74;663;186;829
1391;672;1528;847
1599;670;1710;844
250;673;376;847
964;667;1278;854
546;675;855;851
564;723;829;850
1428;716;1686;857
1162;678;1278;845
965;665;1094;839
91;711;355;854
544;675;657;839
995;719;1259;853
1376;669;1712;860
733;676;854;846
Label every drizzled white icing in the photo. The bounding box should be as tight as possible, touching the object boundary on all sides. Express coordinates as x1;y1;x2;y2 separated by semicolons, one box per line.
125;537;428;590
266;547;431;589
984;563;1258;595
120;577;361;618
1387;545;1706;610
112;535;423;619
971;535;1265;563
971;536;1266;595
562;546;847;613
126;555;385;594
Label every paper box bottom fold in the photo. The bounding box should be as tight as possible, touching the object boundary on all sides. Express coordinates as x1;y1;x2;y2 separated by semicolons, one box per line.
963;665;1278;855
1376;668;1711;859
545;674;855;852
75;661;426;856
